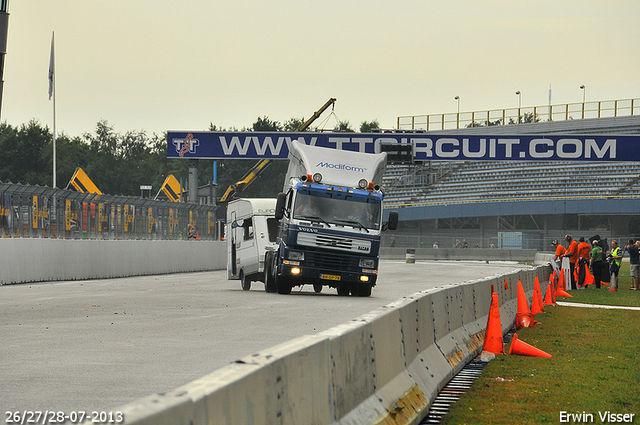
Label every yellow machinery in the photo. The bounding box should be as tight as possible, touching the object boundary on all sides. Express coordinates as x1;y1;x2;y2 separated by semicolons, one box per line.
159;174;182;202
68;167;102;195
218;98;337;203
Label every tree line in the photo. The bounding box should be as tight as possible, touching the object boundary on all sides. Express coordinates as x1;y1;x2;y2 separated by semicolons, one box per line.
0;117;380;200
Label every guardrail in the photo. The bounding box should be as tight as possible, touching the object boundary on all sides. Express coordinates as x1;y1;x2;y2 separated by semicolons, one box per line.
0;182;221;240
96;264;549;425
397;98;639;131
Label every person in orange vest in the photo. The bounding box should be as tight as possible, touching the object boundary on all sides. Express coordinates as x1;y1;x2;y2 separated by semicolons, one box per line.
552;240;565;267
562;234;579;290
576;236;592;289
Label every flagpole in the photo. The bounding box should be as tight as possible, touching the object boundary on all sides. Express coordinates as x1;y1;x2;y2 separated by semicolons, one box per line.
49;31;57;188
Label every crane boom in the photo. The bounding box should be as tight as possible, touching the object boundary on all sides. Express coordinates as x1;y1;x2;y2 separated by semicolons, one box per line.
218;98;337;203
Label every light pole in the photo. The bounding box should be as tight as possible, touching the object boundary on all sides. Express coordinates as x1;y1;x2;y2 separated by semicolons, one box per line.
0;0;9;119
454;96;460;128
580;85;586;119
515;91;521;123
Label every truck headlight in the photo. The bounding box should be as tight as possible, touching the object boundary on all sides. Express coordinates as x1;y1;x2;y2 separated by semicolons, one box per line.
359;258;375;268
288;250;304;261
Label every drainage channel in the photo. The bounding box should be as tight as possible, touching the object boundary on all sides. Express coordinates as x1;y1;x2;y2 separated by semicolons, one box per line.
419;358;488;424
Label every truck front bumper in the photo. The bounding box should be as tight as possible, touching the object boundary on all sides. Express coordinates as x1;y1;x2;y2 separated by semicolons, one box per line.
280;261;377;287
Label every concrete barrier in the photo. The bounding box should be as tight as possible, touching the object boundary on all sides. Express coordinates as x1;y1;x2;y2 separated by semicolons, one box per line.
0;239;226;285
381;247;538;262
104;264;551;425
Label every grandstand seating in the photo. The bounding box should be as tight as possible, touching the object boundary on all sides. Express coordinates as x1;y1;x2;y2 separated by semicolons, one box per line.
383;161;640;206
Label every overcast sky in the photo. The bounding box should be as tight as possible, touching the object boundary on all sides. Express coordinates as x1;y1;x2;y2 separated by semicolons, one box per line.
3;0;639;138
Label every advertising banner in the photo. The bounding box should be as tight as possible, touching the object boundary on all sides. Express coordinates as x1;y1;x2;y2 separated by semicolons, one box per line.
1;192;12;229
167;131;639;162
65;199;79;231
32;196;49;230
98;203;109;232
148;207;157;234
124;205;135;233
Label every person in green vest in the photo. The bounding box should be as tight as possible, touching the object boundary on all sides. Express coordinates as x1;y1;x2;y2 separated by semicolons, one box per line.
609;240;622;292
590;240;606;289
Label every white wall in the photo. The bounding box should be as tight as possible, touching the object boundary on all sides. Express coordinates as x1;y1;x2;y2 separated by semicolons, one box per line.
0;239;226;285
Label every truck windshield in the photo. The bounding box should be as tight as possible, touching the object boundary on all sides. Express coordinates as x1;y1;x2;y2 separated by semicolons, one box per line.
293;191;381;230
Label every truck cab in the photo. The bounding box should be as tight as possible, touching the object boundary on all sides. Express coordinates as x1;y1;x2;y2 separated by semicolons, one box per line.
263;140;397;296
266;180;388;296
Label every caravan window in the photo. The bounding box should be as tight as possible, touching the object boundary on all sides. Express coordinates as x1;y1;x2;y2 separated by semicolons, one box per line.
243;218;254;241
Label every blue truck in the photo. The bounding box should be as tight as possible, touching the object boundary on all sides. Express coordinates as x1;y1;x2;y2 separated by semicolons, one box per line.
263;140;398;296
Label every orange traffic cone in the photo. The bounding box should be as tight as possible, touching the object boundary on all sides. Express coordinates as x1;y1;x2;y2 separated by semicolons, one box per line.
504;279;509;290
558;268;567;291
556;287;573;297
482;292;505;355
515;280;535;329
544;282;557;306
531;277;545;315
584;265;595;286
555;269;573;297
508;333;552;358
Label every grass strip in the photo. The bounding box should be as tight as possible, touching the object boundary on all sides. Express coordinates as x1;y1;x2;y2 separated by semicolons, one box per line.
441;264;640;424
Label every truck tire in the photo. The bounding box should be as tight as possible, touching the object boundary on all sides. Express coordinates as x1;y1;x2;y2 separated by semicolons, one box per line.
276;275;292;295
354;284;372;297
264;252;277;293
240;270;251;291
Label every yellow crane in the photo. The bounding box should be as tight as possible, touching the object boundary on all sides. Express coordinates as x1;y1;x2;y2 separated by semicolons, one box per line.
218;98;337;203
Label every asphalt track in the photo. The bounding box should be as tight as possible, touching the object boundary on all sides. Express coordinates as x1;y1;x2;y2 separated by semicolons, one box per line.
1;260;531;414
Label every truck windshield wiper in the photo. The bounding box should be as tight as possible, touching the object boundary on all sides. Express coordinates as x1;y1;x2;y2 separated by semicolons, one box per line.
298;215;330;226
333;219;369;233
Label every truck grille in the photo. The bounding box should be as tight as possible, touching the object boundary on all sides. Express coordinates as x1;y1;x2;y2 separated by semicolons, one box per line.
306;251;359;269
297;232;371;254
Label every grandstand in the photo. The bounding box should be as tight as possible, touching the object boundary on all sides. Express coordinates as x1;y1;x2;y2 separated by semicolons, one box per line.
383;161;640;206
382;115;640;250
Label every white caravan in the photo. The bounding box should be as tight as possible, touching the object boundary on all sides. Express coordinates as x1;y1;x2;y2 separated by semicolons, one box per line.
226;198;279;290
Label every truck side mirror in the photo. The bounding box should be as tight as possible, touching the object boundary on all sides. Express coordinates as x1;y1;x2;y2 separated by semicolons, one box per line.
386;211;398;231
275;193;286;220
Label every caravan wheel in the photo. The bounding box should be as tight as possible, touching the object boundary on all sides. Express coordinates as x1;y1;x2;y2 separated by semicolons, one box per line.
240;270;251;291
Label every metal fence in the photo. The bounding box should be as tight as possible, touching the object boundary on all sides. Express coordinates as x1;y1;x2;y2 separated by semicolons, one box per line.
0;182;222;240
397;98;639;131
382;231;637;253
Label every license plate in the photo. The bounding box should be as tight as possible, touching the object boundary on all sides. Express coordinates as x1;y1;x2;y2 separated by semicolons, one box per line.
320;274;341;281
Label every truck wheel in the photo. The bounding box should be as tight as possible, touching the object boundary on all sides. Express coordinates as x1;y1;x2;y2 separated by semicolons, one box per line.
276;275;292;294
264;252;277;293
313;283;323;293
240;270;251;291
354;285;372;297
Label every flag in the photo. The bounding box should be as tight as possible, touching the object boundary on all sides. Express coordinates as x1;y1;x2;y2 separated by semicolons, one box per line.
48;32;54;100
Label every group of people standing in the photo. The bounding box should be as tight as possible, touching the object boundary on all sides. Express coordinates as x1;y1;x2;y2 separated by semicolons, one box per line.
552;234;640;291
